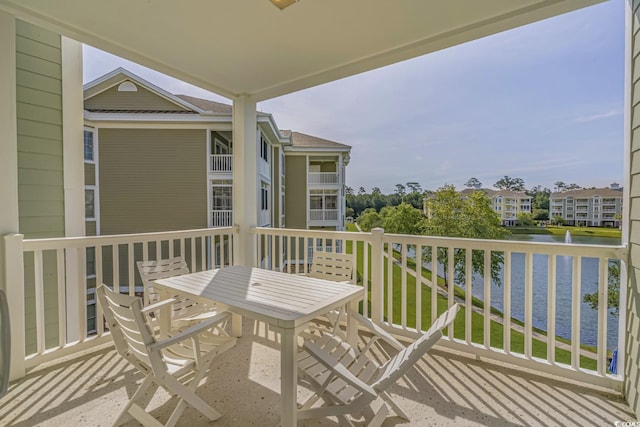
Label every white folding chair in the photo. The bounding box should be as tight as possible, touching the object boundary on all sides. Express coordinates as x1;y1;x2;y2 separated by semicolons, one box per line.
305;250;356;336
298;304;459;427
97;284;236;427
137;257;223;331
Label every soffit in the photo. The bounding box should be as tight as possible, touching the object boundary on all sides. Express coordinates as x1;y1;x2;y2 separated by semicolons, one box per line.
0;0;603;101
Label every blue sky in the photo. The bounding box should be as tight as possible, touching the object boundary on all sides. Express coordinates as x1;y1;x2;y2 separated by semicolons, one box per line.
83;0;625;194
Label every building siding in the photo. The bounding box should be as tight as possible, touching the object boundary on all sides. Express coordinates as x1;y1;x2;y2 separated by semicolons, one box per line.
628;0;640;418
98;128;207;234
15;19;64;239
285;156;307;229
85;83;189;112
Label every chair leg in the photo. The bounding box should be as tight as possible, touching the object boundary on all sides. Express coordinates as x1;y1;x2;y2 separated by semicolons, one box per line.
380;391;409;420
163;371;221;425
113;374;156;427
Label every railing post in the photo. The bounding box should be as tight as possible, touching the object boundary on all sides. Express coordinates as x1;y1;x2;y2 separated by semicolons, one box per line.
370;228;384;323
4;233;25;381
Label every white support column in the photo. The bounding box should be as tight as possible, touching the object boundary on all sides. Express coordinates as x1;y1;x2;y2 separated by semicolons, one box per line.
61;37;84;343
0;10;19;296
232;96;258;266
4;234;25;381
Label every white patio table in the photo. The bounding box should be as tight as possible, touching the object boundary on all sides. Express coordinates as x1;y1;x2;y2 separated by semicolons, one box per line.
154;265;363;427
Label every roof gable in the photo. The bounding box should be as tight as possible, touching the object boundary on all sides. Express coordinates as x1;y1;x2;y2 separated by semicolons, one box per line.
84;68;203;113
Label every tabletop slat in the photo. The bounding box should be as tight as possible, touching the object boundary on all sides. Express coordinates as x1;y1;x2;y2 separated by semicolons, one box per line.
155;266;362;328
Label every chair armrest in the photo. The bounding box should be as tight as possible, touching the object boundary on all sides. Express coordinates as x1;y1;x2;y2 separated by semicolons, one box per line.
351;312;404;351
149;311;232;351
141;298;177;315
303;341;377;399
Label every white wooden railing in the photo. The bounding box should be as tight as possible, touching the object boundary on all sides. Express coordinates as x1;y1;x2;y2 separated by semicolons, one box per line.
308;172;339;185
210;154;233;172
4;225;626;391
308;209;339;222
251;226;626;390
211;210;233;227
4;227;237;380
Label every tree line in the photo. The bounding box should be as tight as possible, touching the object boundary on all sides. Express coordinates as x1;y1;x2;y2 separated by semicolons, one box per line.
347;176;590;221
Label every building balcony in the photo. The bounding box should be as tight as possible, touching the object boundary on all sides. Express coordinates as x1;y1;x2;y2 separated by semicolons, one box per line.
308;208;339;222
210;154;233;173
1;226;632;425
211;209;233;227
308;172;339;185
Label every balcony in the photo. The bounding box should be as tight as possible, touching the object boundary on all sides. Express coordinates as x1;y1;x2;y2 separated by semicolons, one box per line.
308;172;339;185
308;208;339;222
210;154;233;173
1;226;632;424
211;209;233;227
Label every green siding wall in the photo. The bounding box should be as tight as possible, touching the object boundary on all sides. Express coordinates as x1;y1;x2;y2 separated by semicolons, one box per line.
285;156;307;229
16;19;64;239
628;1;640;418
85;83;189;112
98;128;207;234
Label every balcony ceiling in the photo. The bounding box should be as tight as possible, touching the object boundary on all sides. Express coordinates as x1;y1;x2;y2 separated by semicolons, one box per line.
0;0;603;101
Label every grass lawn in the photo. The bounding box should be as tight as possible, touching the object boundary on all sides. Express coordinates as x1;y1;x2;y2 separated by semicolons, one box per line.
509;225;621;239
345;226;598;370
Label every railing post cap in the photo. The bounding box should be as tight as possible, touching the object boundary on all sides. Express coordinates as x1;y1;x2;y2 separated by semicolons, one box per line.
371;228;385;235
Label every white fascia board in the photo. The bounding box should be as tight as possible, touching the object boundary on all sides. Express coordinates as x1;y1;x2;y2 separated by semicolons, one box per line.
83;68;207;113
283;146;351;154
84;111;231;123
257;114;291;145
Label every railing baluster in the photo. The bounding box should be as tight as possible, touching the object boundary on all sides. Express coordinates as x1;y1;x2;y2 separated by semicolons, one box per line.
401;243;407;329
547;254;557;364
113;244;121;295
571;255;582;369
525;252;533;359
504;251;511;354
56;248;66;346
597;257;608;375
96;245;104;335
430;245;436;328
484;249;491;349
200;235;206;271
415;244;422;332
447;246;455;340
190;238;196;272
465;248;472;345
387;241;393;324
128;242;135;296
34;249;45;353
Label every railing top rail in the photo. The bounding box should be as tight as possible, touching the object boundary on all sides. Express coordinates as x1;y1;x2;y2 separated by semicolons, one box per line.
380;231;625;259
20;226;238;251
251;226;372;243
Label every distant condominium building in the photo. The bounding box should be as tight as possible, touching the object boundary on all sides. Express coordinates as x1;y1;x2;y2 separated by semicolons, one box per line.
550;184;623;227
458;188;532;226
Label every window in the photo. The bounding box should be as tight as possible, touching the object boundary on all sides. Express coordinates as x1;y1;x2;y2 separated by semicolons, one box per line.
84;130;94;161
211;180;233;210
309;189;338;210
85;189;95;218
281;152;285;176
260;137;269;162
261;182;269;210
86;247;96;277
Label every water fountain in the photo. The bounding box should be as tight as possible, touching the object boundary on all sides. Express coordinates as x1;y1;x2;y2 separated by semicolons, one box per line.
565;230;572;244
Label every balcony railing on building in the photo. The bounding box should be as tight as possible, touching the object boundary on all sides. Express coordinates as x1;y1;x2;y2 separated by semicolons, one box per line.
3;224;626;394
308;172;339;185
211;210;233;227
308;209;339;222
210;154;233;173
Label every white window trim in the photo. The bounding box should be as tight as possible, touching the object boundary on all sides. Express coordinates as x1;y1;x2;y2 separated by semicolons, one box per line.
83;127;96;164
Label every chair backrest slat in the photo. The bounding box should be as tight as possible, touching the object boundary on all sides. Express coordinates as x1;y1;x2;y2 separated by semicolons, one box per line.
308;251;353;282
97;284;161;372
137;257;189;305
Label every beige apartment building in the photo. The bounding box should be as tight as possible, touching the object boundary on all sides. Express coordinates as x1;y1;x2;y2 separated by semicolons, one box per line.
550;184;623;227
458;188;532;226
83;68;351;237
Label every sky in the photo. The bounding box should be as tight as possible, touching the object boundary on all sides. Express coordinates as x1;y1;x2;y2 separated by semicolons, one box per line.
83;0;625;195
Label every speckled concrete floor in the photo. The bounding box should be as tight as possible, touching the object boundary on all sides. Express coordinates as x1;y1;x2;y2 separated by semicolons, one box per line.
0;319;634;426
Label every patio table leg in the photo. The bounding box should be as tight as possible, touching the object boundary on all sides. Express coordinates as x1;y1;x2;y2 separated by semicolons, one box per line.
346;300;359;346
280;327;297;427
